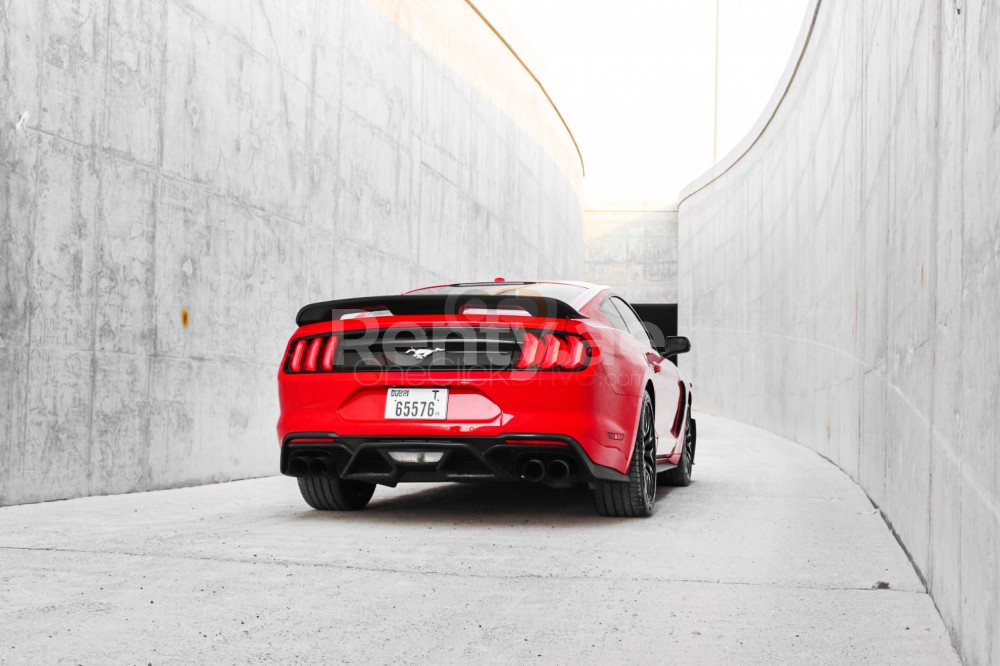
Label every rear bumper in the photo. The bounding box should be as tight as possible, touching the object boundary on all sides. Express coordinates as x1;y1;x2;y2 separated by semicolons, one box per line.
277;368;642;475
280;432;629;486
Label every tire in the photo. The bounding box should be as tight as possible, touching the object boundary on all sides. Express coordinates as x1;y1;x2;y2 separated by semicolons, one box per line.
297;475;375;511
659;417;695;487
592;392;657;517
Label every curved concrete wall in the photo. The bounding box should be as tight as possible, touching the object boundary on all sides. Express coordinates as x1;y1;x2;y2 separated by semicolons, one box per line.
678;1;998;663
0;0;583;505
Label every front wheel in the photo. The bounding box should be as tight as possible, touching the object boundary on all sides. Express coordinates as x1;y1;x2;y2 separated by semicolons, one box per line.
592;392;657;517
298;475;375;511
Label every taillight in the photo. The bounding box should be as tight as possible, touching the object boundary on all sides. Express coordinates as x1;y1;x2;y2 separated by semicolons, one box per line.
539;334;562;369
516;331;589;370
563;336;585;368
285;335;338;373
288;339;306;372
516;332;542;368
320;336;338;371
286;330;589;373
304;338;322;371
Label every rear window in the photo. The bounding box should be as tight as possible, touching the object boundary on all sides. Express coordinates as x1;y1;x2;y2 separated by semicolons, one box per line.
410;282;586;304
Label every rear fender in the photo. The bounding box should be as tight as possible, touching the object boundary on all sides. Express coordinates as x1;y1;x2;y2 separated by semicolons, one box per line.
572;323;646;397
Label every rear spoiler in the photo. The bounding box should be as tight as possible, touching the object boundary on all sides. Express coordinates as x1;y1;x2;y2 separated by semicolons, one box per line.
296;294;586;326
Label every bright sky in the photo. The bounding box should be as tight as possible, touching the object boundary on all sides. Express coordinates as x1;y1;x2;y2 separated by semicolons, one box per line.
498;0;810;207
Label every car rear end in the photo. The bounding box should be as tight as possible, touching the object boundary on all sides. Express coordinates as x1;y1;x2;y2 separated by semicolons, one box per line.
276;289;634;490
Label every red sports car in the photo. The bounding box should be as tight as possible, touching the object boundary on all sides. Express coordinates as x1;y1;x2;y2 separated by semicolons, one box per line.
276;280;695;517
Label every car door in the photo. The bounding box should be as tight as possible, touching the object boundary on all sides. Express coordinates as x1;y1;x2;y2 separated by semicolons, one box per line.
609;296;681;458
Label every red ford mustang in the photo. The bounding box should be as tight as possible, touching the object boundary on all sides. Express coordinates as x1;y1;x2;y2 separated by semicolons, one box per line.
276;280;695;517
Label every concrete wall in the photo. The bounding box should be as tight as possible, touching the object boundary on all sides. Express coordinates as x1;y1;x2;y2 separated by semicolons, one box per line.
0;0;584;505
583;208;677;302
678;1;998;663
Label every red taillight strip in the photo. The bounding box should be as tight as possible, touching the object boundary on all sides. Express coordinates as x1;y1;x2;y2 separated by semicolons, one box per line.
304;338;322;371
320;336;338;371
515;331;589;370
289;330;588;373
287;335;340;373
539;334;562;369
503;438;568;446
288;339;306;372
563;336;585;368
516;332;542;368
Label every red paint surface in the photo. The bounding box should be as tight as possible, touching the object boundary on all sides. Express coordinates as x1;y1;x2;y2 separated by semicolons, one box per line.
277;286;692;474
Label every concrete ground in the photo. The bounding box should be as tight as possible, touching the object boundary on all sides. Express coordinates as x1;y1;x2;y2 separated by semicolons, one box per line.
0;414;959;665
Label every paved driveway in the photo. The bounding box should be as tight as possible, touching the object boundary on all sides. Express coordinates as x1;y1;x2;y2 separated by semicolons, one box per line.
0;414;959;664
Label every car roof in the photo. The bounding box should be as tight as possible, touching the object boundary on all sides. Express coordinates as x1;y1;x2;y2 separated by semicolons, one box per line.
405;280;610;310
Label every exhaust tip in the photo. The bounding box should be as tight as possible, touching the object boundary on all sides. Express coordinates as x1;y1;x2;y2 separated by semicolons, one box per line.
307;458;329;477
548;459;570;482
288;458;308;477
521;459;545;483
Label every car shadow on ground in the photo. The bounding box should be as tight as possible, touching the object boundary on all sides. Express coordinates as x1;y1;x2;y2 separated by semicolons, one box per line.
290;481;686;527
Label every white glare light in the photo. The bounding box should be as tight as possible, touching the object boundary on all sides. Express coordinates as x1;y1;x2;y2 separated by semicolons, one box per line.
387;451;444;464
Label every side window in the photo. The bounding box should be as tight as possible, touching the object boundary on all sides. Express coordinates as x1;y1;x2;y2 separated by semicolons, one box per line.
599;298;629;332
611;297;653;348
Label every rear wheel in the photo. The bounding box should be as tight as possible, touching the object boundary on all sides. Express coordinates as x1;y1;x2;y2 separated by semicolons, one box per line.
298;475;375;511
592;392;656;517
659;417;696;487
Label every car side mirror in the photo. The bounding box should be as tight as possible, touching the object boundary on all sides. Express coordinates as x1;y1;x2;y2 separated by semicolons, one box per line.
660;336;691;356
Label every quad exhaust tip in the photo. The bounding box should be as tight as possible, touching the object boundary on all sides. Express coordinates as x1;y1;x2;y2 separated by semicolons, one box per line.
548;459;570;481
521;459;545;483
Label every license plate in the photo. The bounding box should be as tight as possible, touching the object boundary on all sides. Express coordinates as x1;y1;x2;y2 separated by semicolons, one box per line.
384;387;448;420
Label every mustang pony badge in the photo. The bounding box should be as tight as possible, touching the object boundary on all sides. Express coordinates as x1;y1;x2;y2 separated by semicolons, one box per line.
405;347;444;360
